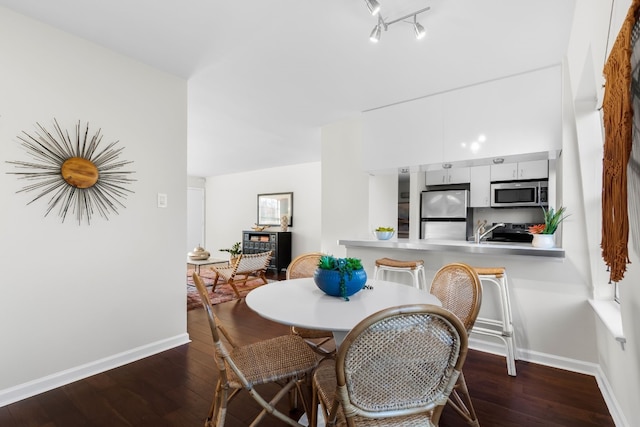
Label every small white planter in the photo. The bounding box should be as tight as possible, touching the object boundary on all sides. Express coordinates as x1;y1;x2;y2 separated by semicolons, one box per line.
531;234;555;248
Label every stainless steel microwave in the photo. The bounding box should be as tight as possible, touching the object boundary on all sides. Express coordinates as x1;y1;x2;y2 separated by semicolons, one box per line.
490;180;548;208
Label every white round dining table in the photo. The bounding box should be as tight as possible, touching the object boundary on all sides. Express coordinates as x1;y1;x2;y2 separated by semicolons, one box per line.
245;278;442;346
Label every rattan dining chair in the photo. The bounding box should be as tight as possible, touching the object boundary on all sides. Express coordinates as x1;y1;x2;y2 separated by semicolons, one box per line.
192;272;319;427
311;304;468;427
210;250;272;299
430;262;483;427
286;252;336;358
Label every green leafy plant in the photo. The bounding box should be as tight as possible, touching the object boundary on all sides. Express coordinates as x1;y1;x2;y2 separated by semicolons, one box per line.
219;242;242;257
528;206;569;234
317;255;364;300
375;226;395;232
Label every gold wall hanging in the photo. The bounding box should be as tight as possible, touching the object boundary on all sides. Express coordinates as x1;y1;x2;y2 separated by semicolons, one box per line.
6;119;135;225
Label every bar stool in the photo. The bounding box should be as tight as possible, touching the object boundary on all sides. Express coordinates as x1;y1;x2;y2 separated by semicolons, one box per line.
471;266;517;376
374;257;427;290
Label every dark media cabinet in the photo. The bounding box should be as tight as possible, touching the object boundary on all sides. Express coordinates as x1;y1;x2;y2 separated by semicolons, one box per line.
242;231;292;272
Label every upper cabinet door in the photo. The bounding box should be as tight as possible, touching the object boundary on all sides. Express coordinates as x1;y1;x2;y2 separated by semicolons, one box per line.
426;169;447;185
470;165;491;207
491;160;548;181
447;167;470;184
362;95;443;173
490;163;518;181
441;66;562;162
518;160;548;180
425;167;470;186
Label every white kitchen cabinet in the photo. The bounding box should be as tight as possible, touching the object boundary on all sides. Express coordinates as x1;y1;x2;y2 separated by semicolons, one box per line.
470;165;491;207
491;160;548;181
426;167;470;186
362;95;443;173
362;66;561;173
442;66;562;162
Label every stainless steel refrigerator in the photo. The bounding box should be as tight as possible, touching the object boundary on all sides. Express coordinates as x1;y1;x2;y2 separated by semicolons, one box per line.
420;189;471;240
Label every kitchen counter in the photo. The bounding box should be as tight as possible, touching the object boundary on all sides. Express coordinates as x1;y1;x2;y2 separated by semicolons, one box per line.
338;238;565;258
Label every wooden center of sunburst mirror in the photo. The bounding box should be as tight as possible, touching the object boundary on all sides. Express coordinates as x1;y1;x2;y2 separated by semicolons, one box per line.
61;157;99;189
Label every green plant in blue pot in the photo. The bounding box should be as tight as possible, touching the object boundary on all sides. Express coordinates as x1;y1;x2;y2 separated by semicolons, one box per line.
314;255;367;301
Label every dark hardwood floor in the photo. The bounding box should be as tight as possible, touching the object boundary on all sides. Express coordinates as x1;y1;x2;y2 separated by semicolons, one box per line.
0;272;615;426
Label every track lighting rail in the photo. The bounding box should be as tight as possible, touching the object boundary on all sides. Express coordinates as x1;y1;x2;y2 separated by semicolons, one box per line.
367;3;430;42
382;6;430;27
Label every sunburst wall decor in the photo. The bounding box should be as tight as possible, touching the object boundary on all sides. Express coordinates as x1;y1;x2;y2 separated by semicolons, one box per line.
6;119;136;225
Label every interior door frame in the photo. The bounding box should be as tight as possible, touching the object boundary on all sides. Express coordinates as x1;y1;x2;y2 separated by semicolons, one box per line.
187;187;205;253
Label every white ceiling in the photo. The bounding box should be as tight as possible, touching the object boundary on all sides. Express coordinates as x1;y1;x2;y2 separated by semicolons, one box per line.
0;0;576;177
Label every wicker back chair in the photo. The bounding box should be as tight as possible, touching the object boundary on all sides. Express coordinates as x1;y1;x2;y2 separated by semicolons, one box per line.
286;253;336;357
286;252;323;280
210;251;272;299
430;262;483;427
192;273;318;427
312;304;468;427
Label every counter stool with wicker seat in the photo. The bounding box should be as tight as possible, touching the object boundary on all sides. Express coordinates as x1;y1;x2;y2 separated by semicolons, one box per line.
373;257;427;290
472;266;517;376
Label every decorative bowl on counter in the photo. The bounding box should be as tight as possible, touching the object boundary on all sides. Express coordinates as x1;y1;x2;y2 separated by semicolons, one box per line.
188;245;210;260
374;230;395;240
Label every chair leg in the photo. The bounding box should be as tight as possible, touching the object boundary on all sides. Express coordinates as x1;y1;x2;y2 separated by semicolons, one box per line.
248;378;303;427
447;372;480;427
211;273;222;293
258;271;268;284
311;379;319;427
226;278;243;299
208;378;228;427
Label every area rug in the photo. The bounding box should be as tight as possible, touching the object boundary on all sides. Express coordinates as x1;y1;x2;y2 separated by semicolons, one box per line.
186;267;270;310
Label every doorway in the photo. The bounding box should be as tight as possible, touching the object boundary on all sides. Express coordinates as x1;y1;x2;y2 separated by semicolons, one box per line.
187;187;205;253
398;173;410;238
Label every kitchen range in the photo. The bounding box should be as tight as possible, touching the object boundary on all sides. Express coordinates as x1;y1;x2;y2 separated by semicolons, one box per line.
479;222;537;243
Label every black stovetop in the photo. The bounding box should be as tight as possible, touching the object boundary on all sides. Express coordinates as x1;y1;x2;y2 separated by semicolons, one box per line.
485;223;536;243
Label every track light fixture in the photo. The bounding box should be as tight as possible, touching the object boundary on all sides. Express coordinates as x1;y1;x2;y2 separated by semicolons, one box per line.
369;24;382;43
413;15;426;40
365;0;381;16
365;3;430;43
369;15;385;43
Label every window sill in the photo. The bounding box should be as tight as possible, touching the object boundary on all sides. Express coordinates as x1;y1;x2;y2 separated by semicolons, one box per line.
589;299;626;347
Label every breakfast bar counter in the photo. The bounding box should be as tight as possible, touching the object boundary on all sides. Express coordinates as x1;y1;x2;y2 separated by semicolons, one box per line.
337;236;594;374
338;238;565;258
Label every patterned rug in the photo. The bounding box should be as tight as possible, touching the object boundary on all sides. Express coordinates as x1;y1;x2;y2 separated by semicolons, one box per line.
186;267;269;310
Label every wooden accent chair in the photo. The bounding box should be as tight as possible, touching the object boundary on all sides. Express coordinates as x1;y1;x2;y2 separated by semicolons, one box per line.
192;273;318;427
286;252;336;358
210;251;272;299
430;262;483;427
311;304;468;427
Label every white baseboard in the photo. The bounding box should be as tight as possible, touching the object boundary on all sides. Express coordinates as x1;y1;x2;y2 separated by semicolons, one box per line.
593;365;629;427
0;333;190;408
468;337;627;426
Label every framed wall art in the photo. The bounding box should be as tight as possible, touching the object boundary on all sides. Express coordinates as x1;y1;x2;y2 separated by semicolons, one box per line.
257;192;293;227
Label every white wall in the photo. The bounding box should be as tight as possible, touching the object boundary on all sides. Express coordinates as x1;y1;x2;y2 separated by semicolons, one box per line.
565;1;640;425
0;7;188;405
320;119;371;257
204;162;321;261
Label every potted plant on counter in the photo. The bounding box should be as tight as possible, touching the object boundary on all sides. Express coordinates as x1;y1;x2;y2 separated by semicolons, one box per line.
314;255;367;301
528;206;569;248
219;242;242;265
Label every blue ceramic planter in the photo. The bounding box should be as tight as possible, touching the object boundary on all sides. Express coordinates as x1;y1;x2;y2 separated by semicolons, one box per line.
313;268;367;299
